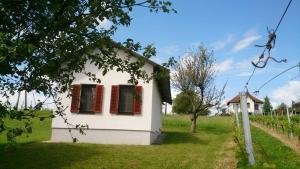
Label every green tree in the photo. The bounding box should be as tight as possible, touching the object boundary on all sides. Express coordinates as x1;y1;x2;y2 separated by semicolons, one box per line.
262;96;272;115
0;0;175;143
172;92;193;114
173;92;211;115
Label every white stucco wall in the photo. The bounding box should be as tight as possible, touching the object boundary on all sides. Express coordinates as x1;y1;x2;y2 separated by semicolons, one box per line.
52;128;153;145
151;79;162;132
51;49;160;133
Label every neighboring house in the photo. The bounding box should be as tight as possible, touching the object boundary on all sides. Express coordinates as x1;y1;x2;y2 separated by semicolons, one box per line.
162;103;174;115
227;92;264;115
51;47;172;145
292;100;300;115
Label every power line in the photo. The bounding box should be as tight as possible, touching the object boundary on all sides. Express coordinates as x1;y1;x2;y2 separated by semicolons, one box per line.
275;0;293;33
245;66;257;90
244;0;293;89
290;74;300;81
254;62;300;93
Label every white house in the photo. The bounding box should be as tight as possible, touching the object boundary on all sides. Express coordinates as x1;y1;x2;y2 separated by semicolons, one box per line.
227;92;264;115
51;47;172;145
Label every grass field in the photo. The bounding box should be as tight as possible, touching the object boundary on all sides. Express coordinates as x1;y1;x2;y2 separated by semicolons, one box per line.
0;114;234;169
0;111;52;144
236;125;300;169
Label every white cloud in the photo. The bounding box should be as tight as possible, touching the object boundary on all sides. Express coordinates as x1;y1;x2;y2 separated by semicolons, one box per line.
232;30;262;53
212;34;234;51
236;58;253;69
215;58;234;73
270;81;300;106
235;55;259;70
235;67;266;77
236;72;252;77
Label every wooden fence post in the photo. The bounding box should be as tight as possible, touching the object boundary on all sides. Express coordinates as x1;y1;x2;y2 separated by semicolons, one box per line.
271;110;273;118
240;92;255;165
286;107;291;124
286;106;292;138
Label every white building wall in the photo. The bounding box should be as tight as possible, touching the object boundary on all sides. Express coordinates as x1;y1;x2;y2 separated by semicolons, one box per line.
51;49;156;133
151;80;162;132
162;103;173;115
51;129;152;145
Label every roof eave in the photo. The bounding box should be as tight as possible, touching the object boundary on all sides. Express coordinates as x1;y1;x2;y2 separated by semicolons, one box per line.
114;41;172;104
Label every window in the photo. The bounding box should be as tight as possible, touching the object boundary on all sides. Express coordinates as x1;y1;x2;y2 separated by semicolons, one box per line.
247;103;250;108
80;85;96;113
254;103;259;110
119;85;134;114
70;84;103;114
110;85;142;115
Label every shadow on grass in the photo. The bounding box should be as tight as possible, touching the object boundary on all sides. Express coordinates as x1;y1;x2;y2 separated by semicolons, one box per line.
0;142;100;169
199;125;232;134
162;131;207;145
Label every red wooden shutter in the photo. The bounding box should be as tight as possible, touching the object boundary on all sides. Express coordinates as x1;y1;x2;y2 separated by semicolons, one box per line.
94;85;104;113
133;86;143;115
70;85;81;113
110;85;119;114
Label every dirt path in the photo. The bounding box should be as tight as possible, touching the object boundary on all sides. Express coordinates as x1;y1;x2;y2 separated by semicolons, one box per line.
214;139;237;169
251;122;300;154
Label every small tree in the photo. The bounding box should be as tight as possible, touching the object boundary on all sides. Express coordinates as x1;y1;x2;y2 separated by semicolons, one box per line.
172;45;225;133
172;92;193;114
262;96;272;115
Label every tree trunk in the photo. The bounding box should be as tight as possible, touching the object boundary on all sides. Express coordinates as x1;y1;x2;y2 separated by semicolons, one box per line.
191;113;197;133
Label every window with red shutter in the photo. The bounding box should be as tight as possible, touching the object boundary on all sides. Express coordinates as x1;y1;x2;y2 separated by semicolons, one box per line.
119;86;134;114
110;85;119;114
93;85;104;113
70;85;81;113
110;85;143;115
79;85;96;113
133;86;142;115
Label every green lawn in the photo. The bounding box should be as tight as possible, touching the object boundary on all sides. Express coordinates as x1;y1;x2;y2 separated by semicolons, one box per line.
0;114;234;169
237;125;300;169
0;111;52;144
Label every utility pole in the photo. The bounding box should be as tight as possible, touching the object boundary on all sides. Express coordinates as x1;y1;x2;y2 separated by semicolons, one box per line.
234;104;240;128
24;91;27;109
15;91;21;110
164;103;167;115
240;92;255;165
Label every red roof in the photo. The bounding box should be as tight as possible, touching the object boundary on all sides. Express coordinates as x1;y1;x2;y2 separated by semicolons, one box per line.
227;92;264;105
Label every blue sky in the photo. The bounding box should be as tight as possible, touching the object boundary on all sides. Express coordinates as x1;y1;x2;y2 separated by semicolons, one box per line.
113;0;300;107
2;0;299;109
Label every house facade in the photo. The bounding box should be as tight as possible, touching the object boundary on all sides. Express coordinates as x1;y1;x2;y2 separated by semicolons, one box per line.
227;92;264;115
51;48;172;145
